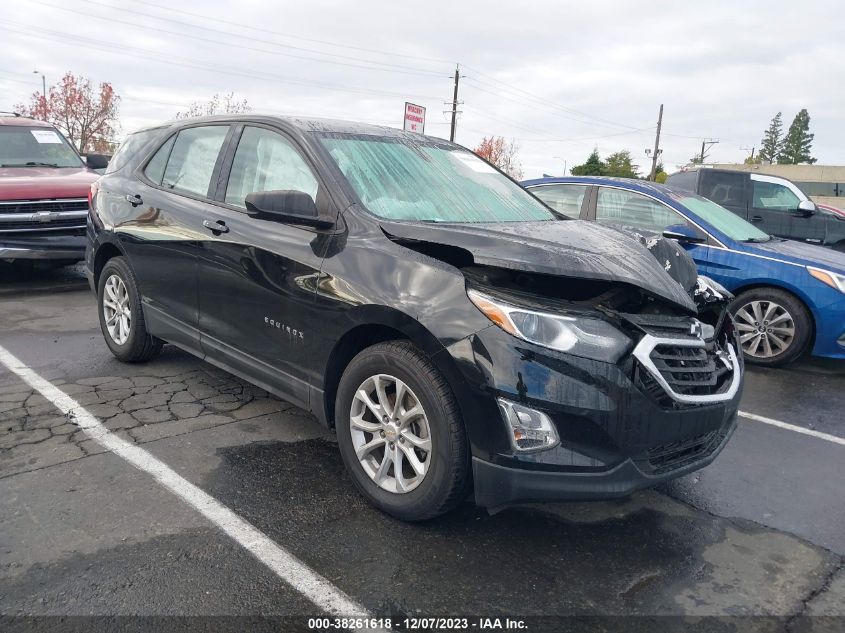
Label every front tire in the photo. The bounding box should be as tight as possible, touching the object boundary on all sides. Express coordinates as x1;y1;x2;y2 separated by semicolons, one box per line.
97;257;163;362
335;341;469;521
729;288;812;367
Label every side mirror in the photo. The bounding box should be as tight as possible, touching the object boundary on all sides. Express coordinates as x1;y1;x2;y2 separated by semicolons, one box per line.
662;223;707;244
244;190;334;229
796;200;817;217
86;153;110;170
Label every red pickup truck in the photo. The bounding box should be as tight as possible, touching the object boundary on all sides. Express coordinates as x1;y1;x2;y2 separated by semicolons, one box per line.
0;114;108;267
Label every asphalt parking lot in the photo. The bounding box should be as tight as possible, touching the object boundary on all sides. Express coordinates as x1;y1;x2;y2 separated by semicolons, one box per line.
1;263;843;630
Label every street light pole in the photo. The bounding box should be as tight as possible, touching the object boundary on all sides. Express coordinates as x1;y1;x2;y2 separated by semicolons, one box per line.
32;70;46;120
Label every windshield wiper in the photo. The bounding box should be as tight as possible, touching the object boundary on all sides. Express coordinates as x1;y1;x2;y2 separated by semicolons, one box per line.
1;161;61;168
743;236;772;243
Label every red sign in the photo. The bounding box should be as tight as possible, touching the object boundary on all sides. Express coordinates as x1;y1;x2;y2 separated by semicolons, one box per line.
403;102;426;134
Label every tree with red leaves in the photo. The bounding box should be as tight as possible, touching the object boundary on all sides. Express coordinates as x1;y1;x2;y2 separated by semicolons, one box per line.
16;72;121;153
472;136;523;180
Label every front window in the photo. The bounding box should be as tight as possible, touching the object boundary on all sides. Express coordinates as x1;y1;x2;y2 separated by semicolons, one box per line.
670;192;771;242
317;134;556;223
752;181;801;211
0;125;84;168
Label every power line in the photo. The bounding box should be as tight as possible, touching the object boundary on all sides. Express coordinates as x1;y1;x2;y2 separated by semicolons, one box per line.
0;21;445;103
31;0;448;79
132;0;455;66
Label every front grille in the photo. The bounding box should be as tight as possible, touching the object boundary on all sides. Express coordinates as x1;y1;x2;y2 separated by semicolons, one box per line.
642;429;726;475
650;342;730;396
0;199;88;214
0;198;88;233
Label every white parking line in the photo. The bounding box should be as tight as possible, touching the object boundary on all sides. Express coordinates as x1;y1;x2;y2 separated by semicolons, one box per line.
0;344;382;627
739;410;845;447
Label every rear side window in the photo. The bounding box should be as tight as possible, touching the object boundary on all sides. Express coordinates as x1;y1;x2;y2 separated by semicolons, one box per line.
530;184;587;218
159;126;229;197
106;128;163;174
699;171;746;207
225;127;319;208
595;187;686;233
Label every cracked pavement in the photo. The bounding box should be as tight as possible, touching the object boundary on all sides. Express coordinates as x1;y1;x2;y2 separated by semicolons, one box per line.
0;267;843;628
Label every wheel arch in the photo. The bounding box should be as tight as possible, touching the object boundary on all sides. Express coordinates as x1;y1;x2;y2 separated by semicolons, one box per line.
728;281;817;352
318;306;472;430
93;239;127;288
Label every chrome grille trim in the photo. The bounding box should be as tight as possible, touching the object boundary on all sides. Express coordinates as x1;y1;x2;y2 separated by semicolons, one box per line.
632;334;741;405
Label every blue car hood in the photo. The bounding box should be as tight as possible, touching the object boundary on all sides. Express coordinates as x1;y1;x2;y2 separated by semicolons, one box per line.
745;239;845;275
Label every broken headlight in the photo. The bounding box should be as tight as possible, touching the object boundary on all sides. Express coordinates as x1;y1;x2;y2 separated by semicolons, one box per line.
467;289;633;362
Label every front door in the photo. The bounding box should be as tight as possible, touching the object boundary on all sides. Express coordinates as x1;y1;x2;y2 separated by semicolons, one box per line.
196;125;334;408
749;175;827;244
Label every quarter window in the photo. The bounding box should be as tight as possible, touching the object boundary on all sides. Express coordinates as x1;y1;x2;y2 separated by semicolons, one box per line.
225;127;319;208
143;135;175;185
596;188;687;233
530;184;587;218
752;181;801;211
160;126;229;197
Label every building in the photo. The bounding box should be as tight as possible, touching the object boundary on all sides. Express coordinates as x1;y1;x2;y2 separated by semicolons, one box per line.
709;164;845;208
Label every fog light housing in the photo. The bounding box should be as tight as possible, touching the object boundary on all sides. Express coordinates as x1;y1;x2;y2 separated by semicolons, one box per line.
497;398;560;452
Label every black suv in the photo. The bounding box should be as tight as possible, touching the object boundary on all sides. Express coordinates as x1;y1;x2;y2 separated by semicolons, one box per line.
667;168;845;250
87;116;743;520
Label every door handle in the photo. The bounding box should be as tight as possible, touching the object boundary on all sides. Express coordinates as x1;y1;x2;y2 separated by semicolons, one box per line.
750;215;763;223
203;219;229;234
125;194;143;207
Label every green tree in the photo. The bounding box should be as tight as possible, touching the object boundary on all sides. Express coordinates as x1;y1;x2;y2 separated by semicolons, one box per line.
777;109;816;164
758;112;783;163
570;149;605;176
654;161;668;183
744;154;762;165
604;150;639;178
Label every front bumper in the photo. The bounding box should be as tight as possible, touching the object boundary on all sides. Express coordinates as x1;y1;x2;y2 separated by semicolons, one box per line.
810;291;845;359
444;324;742;508
0;232;86;261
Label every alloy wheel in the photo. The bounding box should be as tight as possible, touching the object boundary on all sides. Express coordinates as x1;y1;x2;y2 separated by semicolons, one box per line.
349;373;433;494
733;299;795;359
102;274;132;345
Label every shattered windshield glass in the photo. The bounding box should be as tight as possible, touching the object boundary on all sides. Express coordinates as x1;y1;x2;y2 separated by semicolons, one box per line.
318;134;556;223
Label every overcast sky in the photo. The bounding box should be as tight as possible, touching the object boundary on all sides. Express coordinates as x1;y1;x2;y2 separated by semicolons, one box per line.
2;0;843;177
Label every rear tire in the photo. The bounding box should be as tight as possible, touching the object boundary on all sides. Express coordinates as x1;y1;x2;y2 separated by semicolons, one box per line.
729;287;812;367
335;340;470;521
97;257;163;362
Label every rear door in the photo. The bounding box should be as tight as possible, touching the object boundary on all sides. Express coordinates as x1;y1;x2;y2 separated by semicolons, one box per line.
117;123;232;350
749;174;827;244
196;124;335;408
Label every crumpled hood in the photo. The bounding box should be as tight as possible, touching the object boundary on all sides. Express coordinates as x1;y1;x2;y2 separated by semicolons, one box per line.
0;166;98;201
380;219;698;312
747;238;845;275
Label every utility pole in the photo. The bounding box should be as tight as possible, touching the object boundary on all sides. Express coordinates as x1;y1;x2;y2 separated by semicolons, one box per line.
648;103;664;181
33;70;46;120
741;146;756;161
449;65;460;143
699;138;719;163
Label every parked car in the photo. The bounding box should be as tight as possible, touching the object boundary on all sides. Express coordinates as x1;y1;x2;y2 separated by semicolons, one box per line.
524;176;845;366
665;167;845;251
88;115;742;520
0;113;108;266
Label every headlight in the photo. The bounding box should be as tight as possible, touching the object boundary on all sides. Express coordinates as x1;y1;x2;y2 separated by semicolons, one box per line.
467;289;632;362
808;267;845;294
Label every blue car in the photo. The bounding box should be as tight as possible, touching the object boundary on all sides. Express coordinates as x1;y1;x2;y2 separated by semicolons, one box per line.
523;176;845;366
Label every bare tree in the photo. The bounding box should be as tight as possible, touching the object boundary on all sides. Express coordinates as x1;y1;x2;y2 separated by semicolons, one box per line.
175;92;252;119
473;136;524;180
